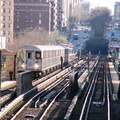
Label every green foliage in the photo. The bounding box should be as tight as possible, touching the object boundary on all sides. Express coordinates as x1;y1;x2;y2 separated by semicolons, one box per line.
88;7;112;37
50;31;68;44
86;37;108;55
9;27;53;52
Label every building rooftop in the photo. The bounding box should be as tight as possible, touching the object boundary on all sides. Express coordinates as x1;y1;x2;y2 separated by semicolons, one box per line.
1;49;14;53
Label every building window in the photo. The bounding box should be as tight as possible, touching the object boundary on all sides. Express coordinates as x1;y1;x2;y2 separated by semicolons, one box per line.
1;31;5;35
8;1;11;6
16;25;20;30
16;14;19;17
7;31;10;35
30;26;33;29
8;9;10;13
1;1;5;6
17;18;19;22
30;12;33;16
7;16;10;20
16;7;20;10
30;19;33;22
1;23;5;28
2;55;6;62
30;6;33;10
7;38;10;42
25;25;28;29
7;24;10;28
26;6;29;9
25;19;28;22
17;11;19;15
39;20;41;24
1;8;5;13
1;16;5;20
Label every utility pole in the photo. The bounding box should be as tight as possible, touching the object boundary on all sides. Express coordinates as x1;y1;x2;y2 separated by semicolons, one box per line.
88;52;89;74
0;38;2;110
118;61;120;80
0;50;1;110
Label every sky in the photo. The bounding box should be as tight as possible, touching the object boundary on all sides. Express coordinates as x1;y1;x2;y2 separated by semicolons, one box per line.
85;0;120;15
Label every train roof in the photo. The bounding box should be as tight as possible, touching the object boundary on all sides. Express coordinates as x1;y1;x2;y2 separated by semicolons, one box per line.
19;45;67;51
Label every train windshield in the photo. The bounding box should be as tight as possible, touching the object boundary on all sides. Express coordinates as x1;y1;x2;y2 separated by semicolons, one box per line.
27;51;34;59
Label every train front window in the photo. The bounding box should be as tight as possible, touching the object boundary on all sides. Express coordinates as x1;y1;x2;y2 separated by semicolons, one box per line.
35;51;41;59
27;52;32;59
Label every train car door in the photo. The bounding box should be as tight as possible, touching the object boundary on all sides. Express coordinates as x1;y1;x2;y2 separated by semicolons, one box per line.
26;51;35;69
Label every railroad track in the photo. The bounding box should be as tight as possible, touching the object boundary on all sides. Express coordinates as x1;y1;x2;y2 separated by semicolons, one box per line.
0;57;90;120
0;58;87;108
11;81;70;120
0;56;98;120
64;57;112;120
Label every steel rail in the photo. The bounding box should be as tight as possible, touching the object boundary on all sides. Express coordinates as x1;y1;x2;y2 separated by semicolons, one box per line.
79;62;101;120
0;56;99;119
10;76;69;120
106;62;111;120
39;82;69;120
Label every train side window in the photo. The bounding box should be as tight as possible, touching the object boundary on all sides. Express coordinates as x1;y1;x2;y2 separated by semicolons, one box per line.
36;51;41;59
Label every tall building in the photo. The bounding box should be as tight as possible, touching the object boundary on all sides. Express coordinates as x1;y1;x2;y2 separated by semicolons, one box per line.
0;0;77;48
81;1;90;16
14;0;55;36
114;2;120;20
59;0;71;30
49;0;58;31
0;0;14;47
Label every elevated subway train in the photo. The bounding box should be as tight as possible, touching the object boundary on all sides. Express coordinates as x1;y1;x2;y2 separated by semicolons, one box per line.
16;45;76;77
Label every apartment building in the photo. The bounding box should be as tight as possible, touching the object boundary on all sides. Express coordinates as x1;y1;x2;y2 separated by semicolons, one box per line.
0;0;14;47
0;0;76;47
114;2;120;20
0;0;61;47
14;0;54;36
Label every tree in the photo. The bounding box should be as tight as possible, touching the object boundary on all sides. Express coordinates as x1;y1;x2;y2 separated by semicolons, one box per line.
8;27;68;52
8;27;51;52
86;37;108;55
50;30;68;44
88;7;112;37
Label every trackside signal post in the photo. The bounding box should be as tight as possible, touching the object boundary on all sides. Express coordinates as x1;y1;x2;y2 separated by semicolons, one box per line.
118;61;120;80
118;61;120;98
68;72;78;100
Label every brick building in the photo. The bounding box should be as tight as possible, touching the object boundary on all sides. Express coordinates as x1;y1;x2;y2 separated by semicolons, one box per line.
0;0;81;47
0;0;61;46
1;49;15;80
0;0;14;45
14;0;57;36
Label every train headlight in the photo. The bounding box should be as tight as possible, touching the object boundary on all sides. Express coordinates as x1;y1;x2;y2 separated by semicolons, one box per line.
21;63;26;68
34;63;39;69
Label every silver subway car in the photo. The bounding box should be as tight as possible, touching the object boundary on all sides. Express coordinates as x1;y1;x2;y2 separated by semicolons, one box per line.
16;45;69;77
